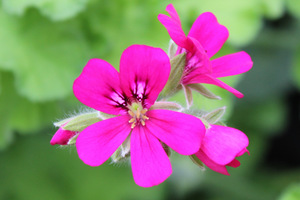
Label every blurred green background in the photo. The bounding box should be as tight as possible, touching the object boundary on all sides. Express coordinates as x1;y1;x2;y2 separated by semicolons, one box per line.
0;0;300;199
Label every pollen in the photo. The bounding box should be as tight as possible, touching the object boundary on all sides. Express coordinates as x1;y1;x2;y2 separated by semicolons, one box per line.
127;102;149;129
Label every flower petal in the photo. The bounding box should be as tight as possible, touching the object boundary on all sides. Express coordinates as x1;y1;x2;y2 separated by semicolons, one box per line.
185;74;244;98
158;4;190;50
119;45;170;108
146;110;205;155
50;126;76;145
211;51;253;78
227;159;240;168
76;115;131;166
73;58;126;115
131;126;172;187
188;12;229;58
195;150;230;175
201;125;249;166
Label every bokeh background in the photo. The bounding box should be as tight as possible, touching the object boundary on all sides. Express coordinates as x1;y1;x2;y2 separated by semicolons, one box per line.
0;0;300;199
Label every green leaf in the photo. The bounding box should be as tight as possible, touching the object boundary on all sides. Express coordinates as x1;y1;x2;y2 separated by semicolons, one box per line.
279;184;300;200
260;0;285;19
2;0;89;21
0;8;90;102
287;0;300;18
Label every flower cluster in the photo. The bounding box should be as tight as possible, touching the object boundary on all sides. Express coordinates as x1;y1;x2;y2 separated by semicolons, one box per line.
51;4;252;187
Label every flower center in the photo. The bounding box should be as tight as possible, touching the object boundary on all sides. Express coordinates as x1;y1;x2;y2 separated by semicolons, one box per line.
127;102;149;129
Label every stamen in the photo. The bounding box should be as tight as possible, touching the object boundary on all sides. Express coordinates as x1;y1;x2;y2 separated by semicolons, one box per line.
142;115;149;120
141;120;145;126
129;118;135;123
141;108;148;114
128;110;135;117
136;108;141;119
131;122;136;129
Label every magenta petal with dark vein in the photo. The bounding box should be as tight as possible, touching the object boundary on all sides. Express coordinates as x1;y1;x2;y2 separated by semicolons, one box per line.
119;45;170;108
73;59;125;115
76;115;131;166
130;126;172;187
146;110;205;155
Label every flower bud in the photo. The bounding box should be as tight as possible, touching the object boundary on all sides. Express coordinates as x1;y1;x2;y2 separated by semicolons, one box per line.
159;53;186;98
51;111;102;145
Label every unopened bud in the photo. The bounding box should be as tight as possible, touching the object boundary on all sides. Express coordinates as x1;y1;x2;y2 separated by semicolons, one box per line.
159;53;186;99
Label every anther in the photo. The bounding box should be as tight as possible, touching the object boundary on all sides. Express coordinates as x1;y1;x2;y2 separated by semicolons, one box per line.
128;110;135;117
142;115;149;120
141;120;145;126
141;109;147;114
131;122;136;129
129;118;135;123
136;108;141;119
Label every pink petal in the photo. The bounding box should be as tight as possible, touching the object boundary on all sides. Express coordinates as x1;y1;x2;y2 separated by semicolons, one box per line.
185;74;244;98
50;126;76;145
131;125;172;187
201;125;249;166
73;59;125;115
146;110;205;155
195;150;230;175
211;51;253;78
119;45;170;108
227;159;240;168
76;115;131;166
158;4;191;50
188;12;229;58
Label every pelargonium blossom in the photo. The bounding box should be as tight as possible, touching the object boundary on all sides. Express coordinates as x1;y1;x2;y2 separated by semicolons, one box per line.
195;124;249;175
158;4;253;98
73;45;206;187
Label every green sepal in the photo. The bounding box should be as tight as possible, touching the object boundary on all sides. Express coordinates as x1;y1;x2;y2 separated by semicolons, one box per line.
182;85;193;108
150;101;183;111
53;118;72;127
62;112;102;132
168;39;177;59
67;133;79;145
188;83;221;100
159;53;186;98
111;135;131;163
161;142;171;157
189;154;206;170
203;106;226;124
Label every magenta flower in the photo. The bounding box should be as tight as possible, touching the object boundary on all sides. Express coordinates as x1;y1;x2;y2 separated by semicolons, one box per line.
50;123;78;145
73;45;205;187
158;4;253;98
195;124;249;175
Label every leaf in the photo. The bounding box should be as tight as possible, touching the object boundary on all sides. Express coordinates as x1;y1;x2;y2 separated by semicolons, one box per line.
286;0;300;18
279;184;300;200
260;0;285;19
2;0;89;21
0;8;90;102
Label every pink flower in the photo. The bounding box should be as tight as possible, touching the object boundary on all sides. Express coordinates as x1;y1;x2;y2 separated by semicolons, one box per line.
158;4;253;98
73;45;205;187
50;123;78;145
195;124;249;175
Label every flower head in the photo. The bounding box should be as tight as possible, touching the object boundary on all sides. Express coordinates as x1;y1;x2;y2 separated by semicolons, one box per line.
195;124;249;175
73;45;205;187
158;4;253;98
